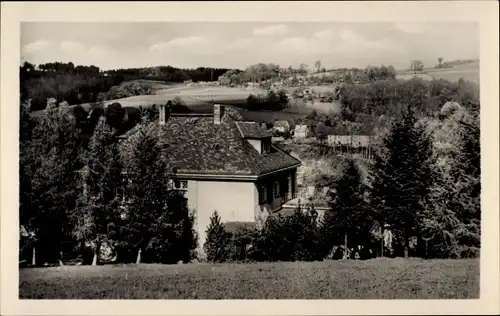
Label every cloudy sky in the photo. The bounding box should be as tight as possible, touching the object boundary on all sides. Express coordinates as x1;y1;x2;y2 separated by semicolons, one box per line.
21;22;479;71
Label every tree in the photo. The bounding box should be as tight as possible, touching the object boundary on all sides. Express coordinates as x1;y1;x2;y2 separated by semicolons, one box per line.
299;63;308;76
419;106;480;258
370;105;434;258
71;117;123;265
106;102;125;131
321;160;370;259
266;90;279;110
19;100;38;264
119;124;196;264
437;57;443;68
20;98;81;265
276;89;289;109
172;96;186;107
410;60;425;74
315;60;321;73
204;211;232;262
247;94;262;110
315;121;328;144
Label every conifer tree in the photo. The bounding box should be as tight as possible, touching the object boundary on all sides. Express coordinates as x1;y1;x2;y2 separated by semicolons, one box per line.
120;124;196;263
204;211;232;263
371;105;434;258
321;159;369;259
20;98;81;265
71;116;123;265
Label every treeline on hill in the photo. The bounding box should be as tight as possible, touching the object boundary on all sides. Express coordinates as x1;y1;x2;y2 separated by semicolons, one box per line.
218;63;397;87
435;58;478;69
70;98;191;146
204;102;480;262
20;61;234;112
312;66;397;84
104;65;230;83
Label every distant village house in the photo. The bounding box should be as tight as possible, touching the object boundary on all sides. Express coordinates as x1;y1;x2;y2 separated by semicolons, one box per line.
273;120;290;133
293;124;311;139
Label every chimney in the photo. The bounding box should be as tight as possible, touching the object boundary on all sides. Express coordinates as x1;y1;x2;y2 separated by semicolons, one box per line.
159;104;166;125
214;104;224;125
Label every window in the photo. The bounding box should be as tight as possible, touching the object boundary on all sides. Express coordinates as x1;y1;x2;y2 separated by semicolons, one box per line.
273;181;281;198
262;139;271;154
174;180;188;190
258;184;267;204
168;179;188;191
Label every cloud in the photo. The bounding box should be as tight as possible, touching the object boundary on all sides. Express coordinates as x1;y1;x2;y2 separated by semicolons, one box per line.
337;29;401;53
225;38;253;51
314;29;335;40
149;36;207;51
23;40;50;54
393;22;435;34
272;29;403;62
253;24;288;36
59;41;85;53
88;46;107;58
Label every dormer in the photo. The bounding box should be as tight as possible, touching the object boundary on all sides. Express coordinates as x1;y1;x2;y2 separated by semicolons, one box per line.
236;121;273;154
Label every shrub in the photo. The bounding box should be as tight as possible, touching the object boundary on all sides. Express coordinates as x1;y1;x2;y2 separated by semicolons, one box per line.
172;96;186;107
247;94;263;110
227;225;259;262
253;207;322;262
203;211;232;263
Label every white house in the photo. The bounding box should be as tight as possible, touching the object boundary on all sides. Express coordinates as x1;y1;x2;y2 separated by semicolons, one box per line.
273;120;291;133
293;124;310;139
118;104;302;254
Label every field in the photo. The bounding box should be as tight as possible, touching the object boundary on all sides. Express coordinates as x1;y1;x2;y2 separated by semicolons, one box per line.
98;82;341;111
282;85;340;94
19;258;479;299
62;81;339;124
396;62;480;83
100;83;268;109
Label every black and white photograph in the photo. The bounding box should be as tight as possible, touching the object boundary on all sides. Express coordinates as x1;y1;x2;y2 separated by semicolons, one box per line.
1;1;499;315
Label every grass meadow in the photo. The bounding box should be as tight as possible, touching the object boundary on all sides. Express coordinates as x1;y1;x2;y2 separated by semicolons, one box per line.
396;62;480;84
19;258;479;299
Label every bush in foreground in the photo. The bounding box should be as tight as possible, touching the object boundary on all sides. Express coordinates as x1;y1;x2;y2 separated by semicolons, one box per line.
204;207;322;263
253;209;322;262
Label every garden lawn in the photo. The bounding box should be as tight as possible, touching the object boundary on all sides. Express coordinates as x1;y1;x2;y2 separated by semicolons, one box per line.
19;258;479;299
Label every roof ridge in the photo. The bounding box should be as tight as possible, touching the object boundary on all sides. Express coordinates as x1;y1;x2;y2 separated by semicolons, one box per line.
235;121;245;138
170;113;212;117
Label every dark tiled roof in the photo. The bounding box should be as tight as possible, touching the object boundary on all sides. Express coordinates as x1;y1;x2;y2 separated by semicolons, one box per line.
236;121;272;139
120;110;301;178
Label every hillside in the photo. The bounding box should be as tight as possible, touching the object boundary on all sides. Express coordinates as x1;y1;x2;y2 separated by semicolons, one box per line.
395;61;479;83
100;82;267;109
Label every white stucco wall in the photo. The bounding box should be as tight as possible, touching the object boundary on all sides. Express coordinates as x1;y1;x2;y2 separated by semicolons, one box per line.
247;139;262;153
185;180;259;253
